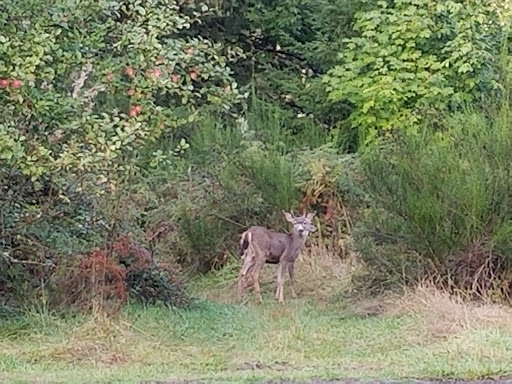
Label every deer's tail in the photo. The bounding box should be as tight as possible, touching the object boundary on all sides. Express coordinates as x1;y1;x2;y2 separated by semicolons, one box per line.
237;231;255;294
239;231;252;257
239;230;258;279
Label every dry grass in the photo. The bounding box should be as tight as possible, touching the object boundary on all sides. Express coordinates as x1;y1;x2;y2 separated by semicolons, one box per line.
383;284;512;340
346;281;512;344
192;242;357;304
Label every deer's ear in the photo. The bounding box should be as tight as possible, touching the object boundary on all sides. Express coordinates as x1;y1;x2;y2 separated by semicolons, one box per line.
307;224;317;233
306;212;316;221
282;211;294;222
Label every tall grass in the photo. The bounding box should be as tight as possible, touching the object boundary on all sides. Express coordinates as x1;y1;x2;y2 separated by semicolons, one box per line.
355;100;512;296
137;93;337;272
246;94;330;151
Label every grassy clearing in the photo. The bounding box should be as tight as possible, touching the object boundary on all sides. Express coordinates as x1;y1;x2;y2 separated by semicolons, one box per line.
1;247;512;383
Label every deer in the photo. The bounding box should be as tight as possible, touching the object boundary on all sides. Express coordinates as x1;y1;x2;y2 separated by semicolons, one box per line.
236;211;316;303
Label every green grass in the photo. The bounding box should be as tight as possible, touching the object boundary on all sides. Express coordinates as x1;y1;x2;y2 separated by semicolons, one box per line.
1;281;512;383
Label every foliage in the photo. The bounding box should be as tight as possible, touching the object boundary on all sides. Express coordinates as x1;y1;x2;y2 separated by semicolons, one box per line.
126;101;304;273
325;0;505;142
294;146;368;256
117;94;360;273
355;102;512;298
125;265;190;307
0;0;243;191
192;0;367;150
0;0;244;307
4;0;512;312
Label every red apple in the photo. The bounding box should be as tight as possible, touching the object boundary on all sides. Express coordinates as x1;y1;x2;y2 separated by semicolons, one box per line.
124;67;135;77
189;72;197;80
11;79;21;89
171;74;179;83
153;68;162;78
134;105;142;113
0;79;9;88
129;107;138;117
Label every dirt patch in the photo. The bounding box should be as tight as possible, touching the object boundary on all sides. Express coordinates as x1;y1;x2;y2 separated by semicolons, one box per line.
140;380;512;384
234;360;298;372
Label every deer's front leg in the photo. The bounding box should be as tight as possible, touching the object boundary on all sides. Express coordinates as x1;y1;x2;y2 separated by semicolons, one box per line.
274;262;281;300
275;261;286;304
287;262;297;299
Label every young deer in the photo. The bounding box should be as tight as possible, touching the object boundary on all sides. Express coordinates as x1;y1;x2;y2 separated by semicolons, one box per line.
236;211;316;303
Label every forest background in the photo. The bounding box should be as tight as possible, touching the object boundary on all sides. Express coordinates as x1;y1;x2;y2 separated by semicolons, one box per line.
2;0;512;382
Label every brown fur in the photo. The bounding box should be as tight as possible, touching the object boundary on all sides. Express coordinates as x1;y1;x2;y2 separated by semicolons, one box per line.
236;212;316;303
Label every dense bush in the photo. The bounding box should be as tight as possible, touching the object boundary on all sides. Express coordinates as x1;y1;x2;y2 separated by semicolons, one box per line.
354;101;512;298
0;0;243;191
56;234;190;312
0;0;243;308
192;0;366;150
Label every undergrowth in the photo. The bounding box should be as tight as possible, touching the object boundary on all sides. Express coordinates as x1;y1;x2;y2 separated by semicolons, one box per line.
2;251;512;383
355;101;512;300
1;92;353;309
120;94;355;275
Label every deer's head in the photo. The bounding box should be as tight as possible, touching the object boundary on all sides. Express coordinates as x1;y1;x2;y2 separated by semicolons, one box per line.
283;211;317;239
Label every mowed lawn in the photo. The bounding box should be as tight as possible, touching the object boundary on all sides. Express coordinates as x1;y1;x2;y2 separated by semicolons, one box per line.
1;253;512;383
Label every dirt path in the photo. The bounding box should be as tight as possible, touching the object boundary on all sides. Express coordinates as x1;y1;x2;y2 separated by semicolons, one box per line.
140;380;512;384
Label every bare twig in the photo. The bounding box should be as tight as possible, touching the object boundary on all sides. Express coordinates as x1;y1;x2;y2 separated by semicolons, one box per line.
72;63;93;98
211;213;248;229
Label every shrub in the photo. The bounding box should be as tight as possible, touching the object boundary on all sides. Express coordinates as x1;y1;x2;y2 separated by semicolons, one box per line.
56;234;190;312
293;144;368;256
155;106;304;272
0;0;243;308
0;0;243;194
355;102;512;299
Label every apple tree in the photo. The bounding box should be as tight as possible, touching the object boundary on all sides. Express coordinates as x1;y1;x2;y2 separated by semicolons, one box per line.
0;0;245;299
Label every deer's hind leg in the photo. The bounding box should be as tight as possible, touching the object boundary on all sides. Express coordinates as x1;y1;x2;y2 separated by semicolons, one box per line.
237;247;256;297
236;263;249;297
249;255;266;303
238;243;266;303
